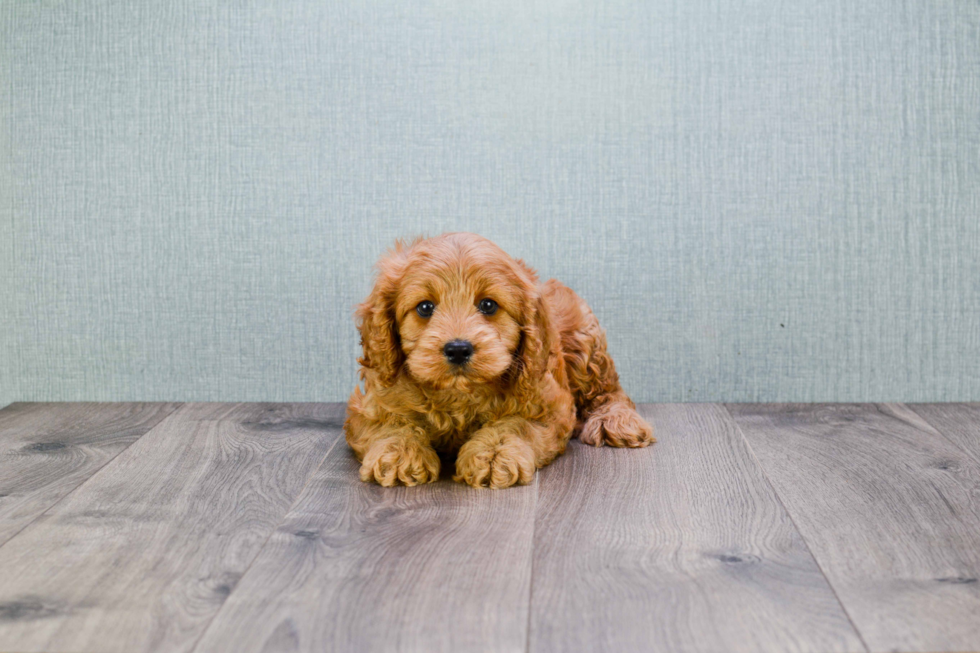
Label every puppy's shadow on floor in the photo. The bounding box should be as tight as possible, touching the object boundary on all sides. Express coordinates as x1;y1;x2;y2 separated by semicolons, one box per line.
437;452;458;482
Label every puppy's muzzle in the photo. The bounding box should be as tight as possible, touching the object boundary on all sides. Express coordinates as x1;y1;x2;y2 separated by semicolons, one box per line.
443;340;474;366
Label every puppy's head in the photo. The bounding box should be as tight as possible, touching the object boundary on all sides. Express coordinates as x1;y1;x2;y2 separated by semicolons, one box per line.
356;233;548;392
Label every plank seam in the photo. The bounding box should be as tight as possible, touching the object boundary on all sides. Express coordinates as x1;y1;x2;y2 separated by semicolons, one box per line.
523;472;540;653
722;404;872;653
186;404;348;653
0;402;184;550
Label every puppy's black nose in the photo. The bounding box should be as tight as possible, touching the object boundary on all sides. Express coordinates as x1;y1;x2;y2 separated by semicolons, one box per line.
443;340;474;365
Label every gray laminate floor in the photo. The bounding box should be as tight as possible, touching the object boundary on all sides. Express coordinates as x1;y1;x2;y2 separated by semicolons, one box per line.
0;402;978;653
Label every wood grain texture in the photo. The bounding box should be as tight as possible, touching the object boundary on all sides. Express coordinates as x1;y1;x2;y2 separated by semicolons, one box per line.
0;403;343;653
193;445;536;653
727;403;980;653
0;402;180;546
529;403;864;653
908;403;980;465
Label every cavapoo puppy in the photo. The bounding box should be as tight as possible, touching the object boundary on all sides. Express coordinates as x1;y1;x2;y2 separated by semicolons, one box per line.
344;232;654;488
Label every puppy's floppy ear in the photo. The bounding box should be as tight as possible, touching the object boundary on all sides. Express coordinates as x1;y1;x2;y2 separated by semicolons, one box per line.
356;245;408;387
512;261;556;397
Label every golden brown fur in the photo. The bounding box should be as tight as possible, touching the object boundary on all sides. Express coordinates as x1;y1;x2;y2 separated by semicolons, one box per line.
344;233;654;488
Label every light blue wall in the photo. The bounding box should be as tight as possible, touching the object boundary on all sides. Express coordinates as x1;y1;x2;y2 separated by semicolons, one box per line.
2;0;979;405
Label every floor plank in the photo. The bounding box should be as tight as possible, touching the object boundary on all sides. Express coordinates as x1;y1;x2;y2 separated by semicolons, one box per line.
0;402;180;546
0;403;343;653
193;443;536;653
528;403;863;653
727;403;980;653
908;403;980;465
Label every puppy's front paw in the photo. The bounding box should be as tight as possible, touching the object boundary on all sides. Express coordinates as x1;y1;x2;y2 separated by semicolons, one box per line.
454;429;536;489
580;400;655;448
359;437;440;487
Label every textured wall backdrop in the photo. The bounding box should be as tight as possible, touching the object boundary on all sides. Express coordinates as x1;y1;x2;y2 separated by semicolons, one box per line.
2;0;979;405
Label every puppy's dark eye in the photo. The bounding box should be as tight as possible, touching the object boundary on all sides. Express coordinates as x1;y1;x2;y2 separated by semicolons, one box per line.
416;301;435;318
478;298;498;315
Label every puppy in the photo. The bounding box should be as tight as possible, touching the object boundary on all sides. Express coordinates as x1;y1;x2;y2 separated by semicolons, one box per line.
344;233;654;488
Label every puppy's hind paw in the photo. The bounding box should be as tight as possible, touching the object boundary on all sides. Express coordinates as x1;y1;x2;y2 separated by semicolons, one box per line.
579;400;655;448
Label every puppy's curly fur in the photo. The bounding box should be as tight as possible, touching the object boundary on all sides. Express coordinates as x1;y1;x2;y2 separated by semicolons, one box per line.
345;233;654;488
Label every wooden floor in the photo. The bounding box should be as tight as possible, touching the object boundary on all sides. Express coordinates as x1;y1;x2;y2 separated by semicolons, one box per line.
0;403;978;653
